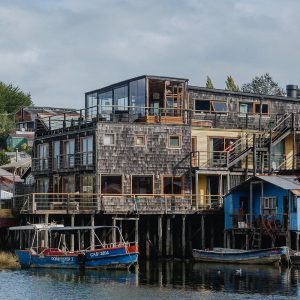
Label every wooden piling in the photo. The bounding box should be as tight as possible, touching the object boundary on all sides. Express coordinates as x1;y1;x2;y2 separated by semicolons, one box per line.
201;215;205;249
166;216;170;256
112;218;116;243
90;214;95;250
70;214;75;251
158;215;162;257
44;214;49;248
135;219;139;247
182;215;186;257
146;217;150;258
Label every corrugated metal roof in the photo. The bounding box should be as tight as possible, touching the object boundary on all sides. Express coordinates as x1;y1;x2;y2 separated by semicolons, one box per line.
256;175;300;190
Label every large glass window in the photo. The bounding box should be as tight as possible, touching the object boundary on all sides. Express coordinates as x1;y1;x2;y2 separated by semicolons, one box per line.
64;139;75;168
239;102;253;114
86;92;98;118
163;176;182;194
114;86;128;112
36;178;49;193
63;176;75;193
129;79;146;115
82;175;93;193
81;136;93;166
37;143;49;170
53;141;60;170
132;175;153;194
101;175;122;194
98;90;113;120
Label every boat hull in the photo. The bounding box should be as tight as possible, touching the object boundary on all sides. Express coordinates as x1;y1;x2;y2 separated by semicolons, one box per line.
16;250;80;269
84;246;139;269
192;247;288;265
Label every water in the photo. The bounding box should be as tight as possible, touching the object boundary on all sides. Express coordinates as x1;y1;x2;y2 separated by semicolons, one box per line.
0;261;300;299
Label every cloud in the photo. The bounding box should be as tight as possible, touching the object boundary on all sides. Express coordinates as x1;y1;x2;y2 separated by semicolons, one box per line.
0;0;299;108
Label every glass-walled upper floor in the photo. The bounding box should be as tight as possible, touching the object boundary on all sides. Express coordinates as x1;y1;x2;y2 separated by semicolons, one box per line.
85;75;188;122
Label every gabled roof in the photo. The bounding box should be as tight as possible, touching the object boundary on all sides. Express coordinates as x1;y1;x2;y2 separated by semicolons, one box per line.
228;175;300;195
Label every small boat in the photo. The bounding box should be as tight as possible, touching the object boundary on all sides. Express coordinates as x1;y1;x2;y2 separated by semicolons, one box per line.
192;247;289;265
10;224;139;270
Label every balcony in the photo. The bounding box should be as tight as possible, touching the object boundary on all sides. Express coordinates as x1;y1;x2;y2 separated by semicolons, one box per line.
13;193;224;215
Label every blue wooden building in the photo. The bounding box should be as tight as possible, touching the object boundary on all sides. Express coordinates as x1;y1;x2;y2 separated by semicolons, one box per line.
224;175;300;250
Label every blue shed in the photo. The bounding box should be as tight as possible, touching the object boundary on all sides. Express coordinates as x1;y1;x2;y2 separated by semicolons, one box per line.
224;175;300;249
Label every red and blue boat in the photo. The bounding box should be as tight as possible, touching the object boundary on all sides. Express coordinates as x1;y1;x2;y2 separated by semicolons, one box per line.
10;224;139;270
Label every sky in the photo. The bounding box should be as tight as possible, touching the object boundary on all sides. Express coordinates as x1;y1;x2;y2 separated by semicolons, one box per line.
0;0;299;109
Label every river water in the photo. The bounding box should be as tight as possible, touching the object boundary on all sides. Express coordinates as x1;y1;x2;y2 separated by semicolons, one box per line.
1;261;300;299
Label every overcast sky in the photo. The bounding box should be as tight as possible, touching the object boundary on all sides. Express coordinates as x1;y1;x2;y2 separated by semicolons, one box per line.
0;0;299;108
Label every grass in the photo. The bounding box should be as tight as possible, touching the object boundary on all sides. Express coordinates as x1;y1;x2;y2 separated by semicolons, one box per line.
0;251;20;270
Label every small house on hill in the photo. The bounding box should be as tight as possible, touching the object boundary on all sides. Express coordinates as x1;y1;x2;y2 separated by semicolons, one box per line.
224;175;300;250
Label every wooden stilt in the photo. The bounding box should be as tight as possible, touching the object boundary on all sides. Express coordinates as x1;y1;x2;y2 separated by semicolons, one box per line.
166;217;170;256
246;233;249;250
44;214;49;248
119;220;123;243
112;218;116;244
182;215;186;257
297;232;299;252
90;215;95;250
223;231;227;248
170;217;173;256
232;230;235;249
135;219;139;247
158;215;162;257
210;220;214;250
70;214;75;251
81;217;84;249
201;215;205;250
146;217;150;258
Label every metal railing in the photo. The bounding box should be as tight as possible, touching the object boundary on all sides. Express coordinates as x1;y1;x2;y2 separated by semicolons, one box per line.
13;193;224;214
32;152;94;172
230;213;289;230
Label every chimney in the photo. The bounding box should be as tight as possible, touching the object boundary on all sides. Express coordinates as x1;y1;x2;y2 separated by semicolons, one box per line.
286;85;298;98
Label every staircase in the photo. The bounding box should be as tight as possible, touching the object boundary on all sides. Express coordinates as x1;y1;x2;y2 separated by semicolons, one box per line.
227;113;294;170
252;229;262;249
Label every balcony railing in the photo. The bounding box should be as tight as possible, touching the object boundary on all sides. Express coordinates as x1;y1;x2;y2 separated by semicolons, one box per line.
32;152;94;172
13;193;224;214
230;213;289;231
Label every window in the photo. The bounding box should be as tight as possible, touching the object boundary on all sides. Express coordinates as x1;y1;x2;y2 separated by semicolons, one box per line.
169;135;181;148
130;79;146;115
81;175;93;193
114;86;128;112
64;139;75;168
254;103;269;114
86;92;98;118
63;176;75;193
103;134;115;145
53;141;60;170
36;178;49;193
101;175;122;194
37;143;49;170
98;90;113;120
135;135;145;146
239;102;253;114
132;175;153;194
163;176;183;194
194;100;227;113
262;197;277;215
81;136;93;165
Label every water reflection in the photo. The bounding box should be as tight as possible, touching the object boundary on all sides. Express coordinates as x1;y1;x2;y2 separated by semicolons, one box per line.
8;261;300;298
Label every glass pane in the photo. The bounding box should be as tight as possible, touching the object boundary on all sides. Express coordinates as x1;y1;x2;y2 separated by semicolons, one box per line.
54;141;60;169
99;90;113;120
262;104;268;114
195;100;210;111
101;176;122;194
163;177;172;194
63;176;75;193
82;176;93;193
130;79;146;116
169;136;180;147
114;86;128;111
212;101;227;112
173;177;182;194
240;103;252;113
132;176;153;194
86;92;97;118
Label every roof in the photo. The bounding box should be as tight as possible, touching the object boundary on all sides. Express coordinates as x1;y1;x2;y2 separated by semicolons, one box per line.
256;175;300;190
0;168;22;183
228;175;300;195
1;157;31;170
188;85;299;102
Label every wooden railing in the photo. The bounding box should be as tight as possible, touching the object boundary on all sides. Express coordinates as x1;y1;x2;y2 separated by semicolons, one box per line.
13;193;224;214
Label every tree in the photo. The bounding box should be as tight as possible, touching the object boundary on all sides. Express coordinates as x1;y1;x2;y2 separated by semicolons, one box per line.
241;73;285;96
0;151;10;166
225;75;239;92
0;82;32;137
206;76;214;89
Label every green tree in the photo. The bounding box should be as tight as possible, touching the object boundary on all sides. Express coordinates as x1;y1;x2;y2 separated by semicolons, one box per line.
206;76;214;89
0;151;10;166
0;82;32;137
241;73;285;96
225;75;239;92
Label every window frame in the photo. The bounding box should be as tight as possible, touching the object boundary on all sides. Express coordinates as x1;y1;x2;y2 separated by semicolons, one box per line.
168;135;182;149
131;175;154;195
162;175;183;195
100;174;123;195
135;135;146;147
103;133;116;146
194;99;228;114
